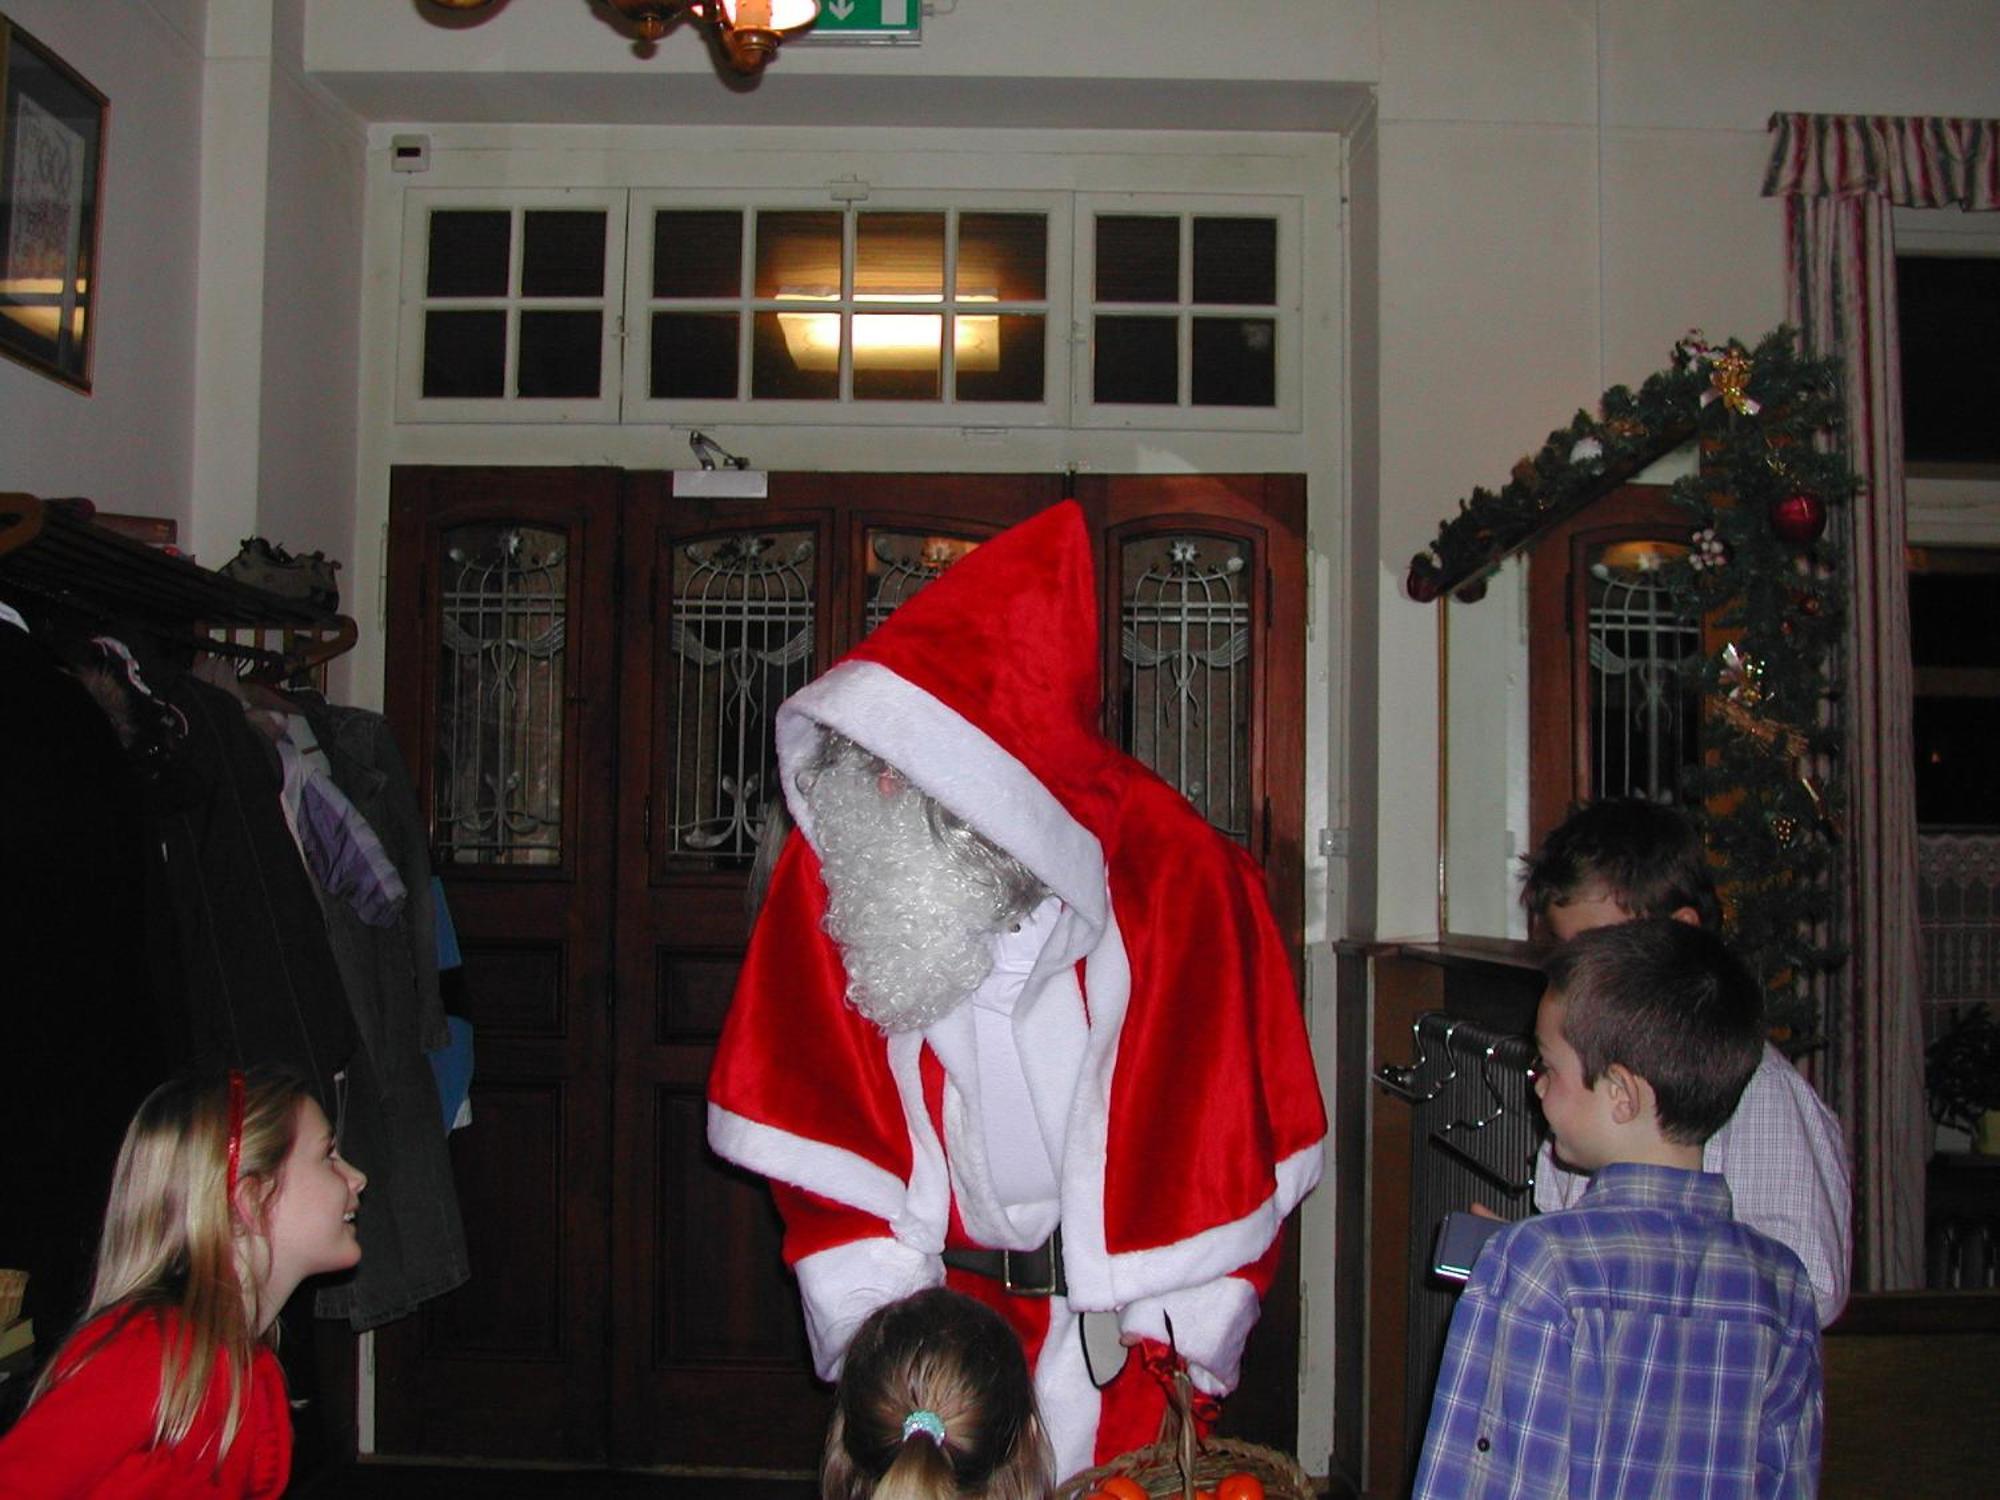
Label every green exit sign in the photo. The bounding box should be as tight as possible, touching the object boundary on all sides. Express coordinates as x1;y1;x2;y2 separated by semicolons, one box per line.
802;0;921;43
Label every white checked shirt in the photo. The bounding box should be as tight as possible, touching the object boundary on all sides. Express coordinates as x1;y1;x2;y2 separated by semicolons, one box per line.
1534;1043;1852;1325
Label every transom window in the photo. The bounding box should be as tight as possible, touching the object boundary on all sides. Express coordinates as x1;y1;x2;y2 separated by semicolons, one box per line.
398;188;1299;430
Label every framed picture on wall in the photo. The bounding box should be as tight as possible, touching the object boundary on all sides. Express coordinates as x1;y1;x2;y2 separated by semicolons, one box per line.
0;15;105;391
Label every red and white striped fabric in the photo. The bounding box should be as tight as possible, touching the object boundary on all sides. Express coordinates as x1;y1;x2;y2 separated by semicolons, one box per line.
1763;112;2000;1291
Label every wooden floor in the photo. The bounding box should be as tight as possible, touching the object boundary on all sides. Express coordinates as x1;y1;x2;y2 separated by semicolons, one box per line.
292;1462;819;1498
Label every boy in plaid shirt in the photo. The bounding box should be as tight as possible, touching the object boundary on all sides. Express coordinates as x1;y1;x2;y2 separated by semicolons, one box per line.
1413;920;1822;1500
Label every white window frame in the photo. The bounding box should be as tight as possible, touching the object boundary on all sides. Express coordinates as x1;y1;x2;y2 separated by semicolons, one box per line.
1072;193;1303;434
620;189;1072;429
396;188;630;425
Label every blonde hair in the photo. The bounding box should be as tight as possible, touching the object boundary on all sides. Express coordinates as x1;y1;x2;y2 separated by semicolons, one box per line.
822;1288;1054;1500
26;1066;312;1463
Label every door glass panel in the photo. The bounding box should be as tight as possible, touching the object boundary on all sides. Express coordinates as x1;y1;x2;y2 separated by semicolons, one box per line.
853;313;942;400
651;312;740;399
1095;315;1177;403
518;310;602;398
753;311;840;399
1191;317;1275;407
1192;217;1278;305
427;210;510;298
435;524;568;866
955;314;1043;403
1096;215;1178;303
856;212;944;300
654;210;744;299
755;211;842;301
958;213;1046;301
1119;534;1252;843
1584;542;1699;803
521;210;607;298
864;529;982;635
423;310;507;398
666;529;817;862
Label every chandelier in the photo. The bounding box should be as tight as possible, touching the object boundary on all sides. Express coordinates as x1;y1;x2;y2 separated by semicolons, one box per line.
423;0;821;76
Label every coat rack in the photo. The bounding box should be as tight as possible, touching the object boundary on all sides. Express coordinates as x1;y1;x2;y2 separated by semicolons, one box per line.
0;492;358;681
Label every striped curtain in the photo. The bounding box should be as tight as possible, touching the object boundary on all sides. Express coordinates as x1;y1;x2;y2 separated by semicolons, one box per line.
1763;113;2000;1293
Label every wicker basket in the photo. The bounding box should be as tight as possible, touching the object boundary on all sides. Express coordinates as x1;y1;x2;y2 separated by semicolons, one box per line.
1054;1365;1314;1500
0;1269;26;1329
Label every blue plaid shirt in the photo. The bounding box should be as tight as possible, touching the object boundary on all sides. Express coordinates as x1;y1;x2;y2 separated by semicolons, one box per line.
1412;1163;1822;1499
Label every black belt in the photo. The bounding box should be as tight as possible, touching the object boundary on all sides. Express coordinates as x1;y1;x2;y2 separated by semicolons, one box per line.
941;1229;1066;1297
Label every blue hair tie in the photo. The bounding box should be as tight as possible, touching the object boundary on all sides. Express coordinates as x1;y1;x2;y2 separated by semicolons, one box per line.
901;1409;946;1444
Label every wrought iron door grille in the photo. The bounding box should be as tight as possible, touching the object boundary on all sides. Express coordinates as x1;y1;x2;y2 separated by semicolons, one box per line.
666;531;815;861
1120;535;1251;842
1586;563;1700;804
435;524;567;866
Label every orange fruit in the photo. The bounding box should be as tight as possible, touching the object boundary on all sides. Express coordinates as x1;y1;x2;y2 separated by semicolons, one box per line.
1099;1478;1148;1500
1219;1475;1266;1500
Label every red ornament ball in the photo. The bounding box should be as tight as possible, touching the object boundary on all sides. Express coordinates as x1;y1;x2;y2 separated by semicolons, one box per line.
1770;491;1828;544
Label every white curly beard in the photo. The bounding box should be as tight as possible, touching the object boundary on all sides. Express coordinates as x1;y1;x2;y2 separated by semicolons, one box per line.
808;754;1028;1034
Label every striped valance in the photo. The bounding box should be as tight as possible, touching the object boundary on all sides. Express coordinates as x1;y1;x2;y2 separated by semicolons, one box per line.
1765;113;2000;208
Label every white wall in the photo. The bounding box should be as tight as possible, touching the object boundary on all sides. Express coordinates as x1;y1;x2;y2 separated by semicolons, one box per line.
259;0;366;640
1373;0;2000;942
0;0;204;532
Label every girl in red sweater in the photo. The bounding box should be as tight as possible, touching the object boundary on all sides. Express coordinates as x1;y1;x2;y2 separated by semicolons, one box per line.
0;1066;366;1498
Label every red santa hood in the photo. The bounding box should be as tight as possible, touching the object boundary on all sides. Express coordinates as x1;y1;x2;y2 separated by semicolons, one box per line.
774;500;1114;927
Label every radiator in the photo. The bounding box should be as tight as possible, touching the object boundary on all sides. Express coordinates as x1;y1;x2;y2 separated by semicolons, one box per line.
1376;1010;1543;1469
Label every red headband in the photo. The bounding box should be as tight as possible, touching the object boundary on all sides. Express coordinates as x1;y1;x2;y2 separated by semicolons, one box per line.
225;1070;246;1200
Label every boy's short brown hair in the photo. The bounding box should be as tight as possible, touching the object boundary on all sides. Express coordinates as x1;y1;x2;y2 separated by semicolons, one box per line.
1544;919;1763;1145
1521;799;1721;930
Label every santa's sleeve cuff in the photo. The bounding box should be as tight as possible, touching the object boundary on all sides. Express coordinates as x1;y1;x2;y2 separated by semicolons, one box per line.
1117;1275;1261;1396
793;1236;943;1380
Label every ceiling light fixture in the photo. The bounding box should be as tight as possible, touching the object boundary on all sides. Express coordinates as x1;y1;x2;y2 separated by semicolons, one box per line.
422;0;821;77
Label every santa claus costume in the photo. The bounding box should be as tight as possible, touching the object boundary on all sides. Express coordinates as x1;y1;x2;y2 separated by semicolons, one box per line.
706;501;1325;1478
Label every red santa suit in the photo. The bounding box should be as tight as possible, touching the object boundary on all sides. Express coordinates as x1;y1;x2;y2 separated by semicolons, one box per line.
706;501;1324;1478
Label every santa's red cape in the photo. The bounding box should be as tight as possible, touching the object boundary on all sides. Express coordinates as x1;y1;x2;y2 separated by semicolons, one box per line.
707;501;1324;1477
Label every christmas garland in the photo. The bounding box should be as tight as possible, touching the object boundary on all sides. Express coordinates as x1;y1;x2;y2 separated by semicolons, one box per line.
1413;327;1857;1042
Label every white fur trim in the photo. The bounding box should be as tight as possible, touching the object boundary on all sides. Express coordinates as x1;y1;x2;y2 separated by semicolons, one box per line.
1031;1299;1104;1481
793;1237;941;1381
776;660;1107;928
706;1103;911;1225
1119;1276;1263;1395
1055;896;1134;1310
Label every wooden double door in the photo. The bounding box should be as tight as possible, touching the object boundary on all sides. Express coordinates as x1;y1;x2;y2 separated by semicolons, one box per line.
378;468;1308;1469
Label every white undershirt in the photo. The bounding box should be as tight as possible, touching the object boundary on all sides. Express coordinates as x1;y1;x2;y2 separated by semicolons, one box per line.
971;896;1064;1207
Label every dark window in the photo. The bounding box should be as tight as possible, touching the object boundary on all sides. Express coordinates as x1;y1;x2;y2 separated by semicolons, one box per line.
1909;557;2000;825
1898;256;2000;466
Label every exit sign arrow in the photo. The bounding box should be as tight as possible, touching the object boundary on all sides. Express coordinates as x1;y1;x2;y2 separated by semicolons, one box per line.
800;0;920;42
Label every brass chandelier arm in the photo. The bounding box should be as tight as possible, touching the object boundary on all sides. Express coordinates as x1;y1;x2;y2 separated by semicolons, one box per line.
417;0;820;75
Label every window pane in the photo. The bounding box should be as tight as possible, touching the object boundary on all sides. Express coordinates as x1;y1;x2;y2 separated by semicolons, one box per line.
856;212;944;301
1119;533;1252;843
655;210;743;298
955;314;1044;403
518;310;602;398
1096;216;1178;303
1193;217;1277;305
1899;255;2000;465
1095;315;1177;403
521;211;606;298
755;211;842;301
651;312;740;399
853;313;941;400
436;523;568;867
1191;317;1276;406
668;528;817;861
1915;696;2000;823
752;311;839;398
423;309;507;397
1583;547;1700;804
958;214;1046;302
427;210;510;298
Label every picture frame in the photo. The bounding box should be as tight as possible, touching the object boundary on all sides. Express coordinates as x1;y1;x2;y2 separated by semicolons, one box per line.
0;15;105;391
